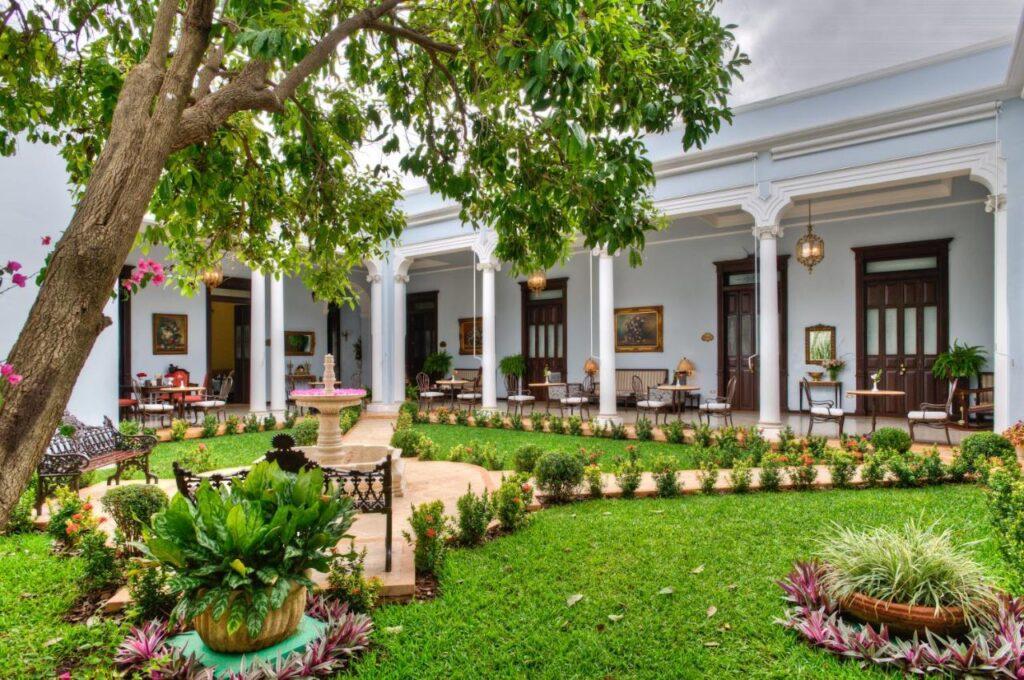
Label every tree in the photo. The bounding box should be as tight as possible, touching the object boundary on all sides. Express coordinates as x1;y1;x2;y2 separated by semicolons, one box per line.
0;0;746;524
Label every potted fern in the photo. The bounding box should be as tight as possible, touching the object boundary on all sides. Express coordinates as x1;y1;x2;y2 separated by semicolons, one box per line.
932;340;987;382
140;462;355;653
422;350;453;380
499;354;526;379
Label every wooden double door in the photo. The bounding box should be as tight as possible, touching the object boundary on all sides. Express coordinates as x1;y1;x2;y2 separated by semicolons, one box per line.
520;278;568;388
855;240;949;417
406;291;438;379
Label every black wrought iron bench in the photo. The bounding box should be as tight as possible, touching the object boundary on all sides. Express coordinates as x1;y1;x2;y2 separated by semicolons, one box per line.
37;414;158;514
172;434;393;571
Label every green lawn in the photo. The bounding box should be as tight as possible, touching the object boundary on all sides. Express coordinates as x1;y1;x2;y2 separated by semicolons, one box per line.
353;485;1010;679
411;423;700;470
105;429;293;481
0;532;126;679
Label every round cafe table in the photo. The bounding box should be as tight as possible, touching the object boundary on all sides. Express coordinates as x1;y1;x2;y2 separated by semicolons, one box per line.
142;384;206;419
435;378;469;409
656;384;701;420
847;389;906;433
528;381;566;413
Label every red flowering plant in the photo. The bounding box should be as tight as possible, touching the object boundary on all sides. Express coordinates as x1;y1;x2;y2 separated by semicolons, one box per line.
403;500;449;575
1004;422;1024;449
47;487;105;548
493;473;534;532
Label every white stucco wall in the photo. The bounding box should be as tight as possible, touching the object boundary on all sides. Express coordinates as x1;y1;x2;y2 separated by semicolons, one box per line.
0;142;118;424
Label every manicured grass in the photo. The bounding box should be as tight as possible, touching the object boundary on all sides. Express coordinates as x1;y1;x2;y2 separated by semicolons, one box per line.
354;485;1010;679
104;429;294;481
0;532;126;678
411;423;700;470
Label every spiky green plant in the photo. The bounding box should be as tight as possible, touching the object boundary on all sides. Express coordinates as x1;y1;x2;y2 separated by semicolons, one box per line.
816;521;997;624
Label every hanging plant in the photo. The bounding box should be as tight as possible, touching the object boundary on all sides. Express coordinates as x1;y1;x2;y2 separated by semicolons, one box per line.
499;354;526;378
423;350;453;378
932;340;987;381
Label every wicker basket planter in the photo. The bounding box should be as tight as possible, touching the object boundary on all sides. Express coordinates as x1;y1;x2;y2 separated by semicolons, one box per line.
841;591;966;637
193;585;306;653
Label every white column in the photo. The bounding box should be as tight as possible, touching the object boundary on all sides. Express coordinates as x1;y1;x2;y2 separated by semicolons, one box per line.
755;224;782;429
989;193;1010;431
249;271;267;415
367;269;384;407
268;273;286;415
393;271;409;404
595;246;620;425
479;260;499;410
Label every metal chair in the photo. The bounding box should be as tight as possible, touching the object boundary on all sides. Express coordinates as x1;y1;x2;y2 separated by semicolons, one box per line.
908;378;958;445
191;375;233;423
416;372;445;412
804;380;844;436
698;375;737;427
560;382;591;419
633;375;670;425
132;379;173;428
455;374;482;411
505;374;536;416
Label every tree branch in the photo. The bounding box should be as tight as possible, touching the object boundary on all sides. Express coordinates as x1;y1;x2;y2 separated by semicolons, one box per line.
367;19;458;55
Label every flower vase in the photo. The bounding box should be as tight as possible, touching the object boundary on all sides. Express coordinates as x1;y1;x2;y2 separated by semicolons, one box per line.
827;369;840;382
871;380;879;392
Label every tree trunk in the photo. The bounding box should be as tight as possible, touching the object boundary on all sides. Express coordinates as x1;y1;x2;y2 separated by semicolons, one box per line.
0;0;215;528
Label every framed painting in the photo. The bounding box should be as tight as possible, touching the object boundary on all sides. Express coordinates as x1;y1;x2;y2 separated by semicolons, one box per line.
805;324;836;365
152;313;188;355
615;306;663;353
458;317;483;355
285;330;316;356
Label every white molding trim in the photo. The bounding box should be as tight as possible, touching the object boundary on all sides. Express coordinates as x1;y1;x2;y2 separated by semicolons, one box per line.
394;233;479;260
653;151;758;179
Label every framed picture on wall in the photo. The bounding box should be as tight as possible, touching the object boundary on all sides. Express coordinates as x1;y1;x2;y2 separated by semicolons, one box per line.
458;317;483;355
615;306;663;353
805;324;836;364
285;330;316;356
152;313;188;355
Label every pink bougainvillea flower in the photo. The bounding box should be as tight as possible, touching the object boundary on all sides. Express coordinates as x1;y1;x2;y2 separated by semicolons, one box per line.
8;374;24;385
5;260;21;273
11;273;27;287
130;270;144;285
136;258;150;273
150;260;163;274
0;363;13;377
151;273;165;285
41;236;52;246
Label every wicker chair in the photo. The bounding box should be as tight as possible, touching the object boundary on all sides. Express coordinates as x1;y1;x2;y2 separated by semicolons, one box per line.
908;379;958;445
803;380;844;436
634;375;670;425
698;375;737;427
505;374;535;416
416;372;445;412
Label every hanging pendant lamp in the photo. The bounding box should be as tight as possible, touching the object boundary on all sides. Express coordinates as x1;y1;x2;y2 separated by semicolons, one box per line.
527;269;547;293
795;199;824;273
201;263;224;288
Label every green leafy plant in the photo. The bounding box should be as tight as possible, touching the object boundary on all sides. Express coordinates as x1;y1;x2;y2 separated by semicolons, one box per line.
454;409;470;426
663;421;686;444
816;520;997;624
870;427;912;454
242;413;261;434
534;450;585;503
615;447;643;499
609;422;628;440
932;340;988;381
455;486;493;546
422;351;453;378
395;410;413;433
960;432;1017;473
498;354;526;378
696;459;718;494
170;418;189;442
416;437;442;462
492;474;533;533
759;456;784;492
861;452;888;487
634;418;654;441
789;455;819;491
200;414;220;438
283;410;297;429
887;451;922;488
327;542;383;614
549;417;566;435
176;442;213;473
488;411;505;429
651;454;680;497
740;426;770;466
339;406;360;433
262;414;277;431
512;445;544;475
141;462;356;638
125;561;176;622
80;528;121;592
729;457;752;493
2;489;35;535
509;413;524;431
434;406;451;424
46;487;88;545
987;467;1024;586
404;500;449;575
101;484;169;546
224;415;241;435
119;420;141;436
294;418;319;446
920;448;946;485
584;464;604;499
691;421;714;448
390;429;431;459
566;415;583;437
827;450;856;489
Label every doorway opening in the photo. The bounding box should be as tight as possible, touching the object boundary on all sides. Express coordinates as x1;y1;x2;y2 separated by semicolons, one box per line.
406;291;438;380
520;277;568;389
206;279;250;404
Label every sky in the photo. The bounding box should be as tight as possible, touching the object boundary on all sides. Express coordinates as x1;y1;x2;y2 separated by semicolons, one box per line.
720;0;1024;106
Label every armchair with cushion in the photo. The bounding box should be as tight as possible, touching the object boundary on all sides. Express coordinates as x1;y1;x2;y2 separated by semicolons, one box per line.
416;372;445;412
803;380;844;436
698;375;737;427
908;378;958;445
505;374;535;416
633;375;670;425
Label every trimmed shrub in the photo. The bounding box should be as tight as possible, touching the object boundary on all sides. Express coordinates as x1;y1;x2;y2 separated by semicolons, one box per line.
488;412;505;429
118;420;141;436
729;457;752;493
690;421;713;448
80;529;120;592
390;428;422;457
454;409;470;426
870;426;912;454
294;417;319;446
861;452;888;487
549;417;566;435
493;474;533;532
242;413;261;433
921;448;946;485
455;486;492;546
126;561;175;621
398;401;419;423
169;418;189;441
663;421;685;444
510;414;524;431
652;454;680;497
340;406;361;433
567;416;583;436
512;444;545;475
615;447;643;499
177;442;213;473
887;451;921;487
224;414;241;435
759;456;784;492
961;432;1017;473
283;410;297;429
534;450;585;503
46;487;87;544
609;422;628;440
696;459;718;494
417;438;441;461
200;414;219;438
827;450;856;489
449;441;501;470
262;414;277;431
327;543;383;613
101;484;169;545
584;464;604;498
789;455;818;491
635;418;654;441
404;500;448;574
395;410;413;433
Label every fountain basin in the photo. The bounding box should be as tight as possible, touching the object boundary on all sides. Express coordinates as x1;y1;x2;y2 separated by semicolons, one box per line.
290;388;366;462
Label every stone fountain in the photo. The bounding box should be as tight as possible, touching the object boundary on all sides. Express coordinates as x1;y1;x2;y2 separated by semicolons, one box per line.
290;354;365;465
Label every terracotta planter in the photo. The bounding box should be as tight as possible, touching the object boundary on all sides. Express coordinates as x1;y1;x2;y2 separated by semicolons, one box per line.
193;584;306;653
841;591;966;637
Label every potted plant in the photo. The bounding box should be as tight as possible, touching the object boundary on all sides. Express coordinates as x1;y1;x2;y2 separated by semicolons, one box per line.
499;354;526;392
932;340;987;383
816;521;996;636
821;358;845;382
422;350;453;380
141;462;355;653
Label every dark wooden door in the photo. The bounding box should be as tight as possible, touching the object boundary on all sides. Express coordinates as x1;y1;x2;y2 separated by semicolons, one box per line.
520;278;568;389
117;266;133;397
406;291;438;379
233;304;251;404
855;240;949;417
714;257;788;411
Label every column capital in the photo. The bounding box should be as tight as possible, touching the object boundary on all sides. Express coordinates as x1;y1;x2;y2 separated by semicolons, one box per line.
394;273;410;284
366;273;382;284
592;244;614;257
753;223;783;240
476;261;501;272
986;193;1007;213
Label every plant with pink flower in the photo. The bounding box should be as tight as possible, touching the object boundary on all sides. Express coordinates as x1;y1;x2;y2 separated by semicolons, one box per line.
120;259;168;296
0;362;23;387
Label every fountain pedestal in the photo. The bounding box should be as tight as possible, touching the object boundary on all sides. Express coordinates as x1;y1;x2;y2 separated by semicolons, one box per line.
289;354;365;465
